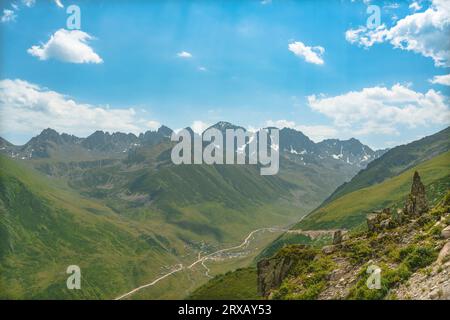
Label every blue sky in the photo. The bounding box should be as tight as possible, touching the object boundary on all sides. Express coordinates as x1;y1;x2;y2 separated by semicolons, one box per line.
0;0;449;149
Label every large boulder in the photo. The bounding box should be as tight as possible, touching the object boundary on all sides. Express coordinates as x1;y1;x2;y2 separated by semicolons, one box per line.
442;225;450;239
404;171;428;216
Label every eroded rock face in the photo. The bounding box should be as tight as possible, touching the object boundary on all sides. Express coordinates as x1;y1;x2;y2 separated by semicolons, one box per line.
257;257;294;297
257;245;314;297
404;171;428;216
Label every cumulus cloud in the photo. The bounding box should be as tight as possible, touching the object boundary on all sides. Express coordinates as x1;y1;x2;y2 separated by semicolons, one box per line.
307;84;450;135
28;29;103;64
191;120;210;134
1;9;16;23
345;0;450;67
147;120;161;130
265;120;338;142
288;41;325;65
177;51;193;58
0;79;158;138
429;74;450;86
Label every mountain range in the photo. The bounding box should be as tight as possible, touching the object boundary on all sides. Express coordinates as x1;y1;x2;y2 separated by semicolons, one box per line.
0;122;448;299
1;122;386;168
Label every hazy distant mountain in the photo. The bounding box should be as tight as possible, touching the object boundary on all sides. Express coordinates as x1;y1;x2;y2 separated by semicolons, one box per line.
0;122;386;171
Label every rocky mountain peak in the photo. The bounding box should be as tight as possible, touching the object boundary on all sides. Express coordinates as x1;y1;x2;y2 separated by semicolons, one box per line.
157;125;173;137
209;121;245;134
33;128;61;143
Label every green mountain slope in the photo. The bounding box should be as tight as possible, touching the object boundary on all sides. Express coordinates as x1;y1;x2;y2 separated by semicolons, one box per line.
32;136;358;245
0;155;181;299
320;126;449;207
189;154;450;300
297;151;450;230
188;267;260;300
0;152;314;299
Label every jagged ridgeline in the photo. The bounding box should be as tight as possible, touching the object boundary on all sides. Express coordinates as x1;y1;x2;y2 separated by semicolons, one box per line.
0;122;388;299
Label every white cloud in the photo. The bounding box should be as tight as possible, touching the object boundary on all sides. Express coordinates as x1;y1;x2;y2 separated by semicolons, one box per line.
28;28;103;64
345;25;387;47
288;41;325;65
261;0;272;5
307;84;450;135
147;120;161;130
0;79;158;138
2;1;38;24
265;120;338;142
54;0;64;8
191;120;209;134
409;1;422;11
345;0;450;67
1;9;16;23
429;74;450;86
198;66;207;72
22;0;35;7
177;51;193;58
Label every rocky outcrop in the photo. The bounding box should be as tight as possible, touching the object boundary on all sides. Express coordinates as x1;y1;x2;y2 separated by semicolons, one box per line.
257;257;294;297
332;230;343;245
256;171;448;300
404;171;428;216
366;208;396;233
366;172;429;233
257;245;314;297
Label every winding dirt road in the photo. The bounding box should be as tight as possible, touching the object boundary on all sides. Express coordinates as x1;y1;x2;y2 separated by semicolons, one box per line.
114;226;288;300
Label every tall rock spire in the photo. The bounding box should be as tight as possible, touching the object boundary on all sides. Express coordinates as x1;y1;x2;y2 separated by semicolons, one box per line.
404;171;428;216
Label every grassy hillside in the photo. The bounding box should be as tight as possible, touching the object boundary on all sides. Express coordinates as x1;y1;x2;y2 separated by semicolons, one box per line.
297;151;450;230
265;191;450;300
188;267;260;300
321;126;449;207
189;152;450;300
0;155;180;299
0;154;308;299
